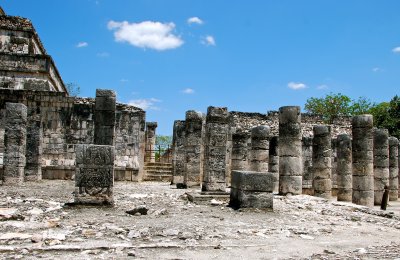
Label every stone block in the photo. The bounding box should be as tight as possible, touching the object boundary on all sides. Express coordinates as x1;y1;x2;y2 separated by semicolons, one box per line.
352;175;374;190
96;89;116;97
94;110;116;126
337;189;352;202
206;106;229;123
230;188;273;209
231;170;275;192
278;106;301;124
95;96;116;111
279;175;302;195
352;190;374;207
279;156;302;176
352;114;373;128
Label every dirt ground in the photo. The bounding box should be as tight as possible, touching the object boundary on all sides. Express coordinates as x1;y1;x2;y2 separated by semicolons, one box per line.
1;180;400;259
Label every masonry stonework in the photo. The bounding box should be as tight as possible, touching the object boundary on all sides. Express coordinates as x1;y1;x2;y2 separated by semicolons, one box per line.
352;115;374;207
278;106;303;195
388;137;399;201
202;106;230;192
373;129;389;205
3;102;26;185
312;125;332;199
336;134;352;202
184;111;204;187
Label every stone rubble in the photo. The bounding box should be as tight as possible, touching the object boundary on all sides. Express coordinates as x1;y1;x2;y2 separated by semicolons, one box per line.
0;180;399;259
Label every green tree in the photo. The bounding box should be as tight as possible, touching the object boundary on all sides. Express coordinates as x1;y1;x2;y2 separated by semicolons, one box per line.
155;135;173;149
370;96;400;139
155;135;172;161
304;93;352;123
350;96;375;115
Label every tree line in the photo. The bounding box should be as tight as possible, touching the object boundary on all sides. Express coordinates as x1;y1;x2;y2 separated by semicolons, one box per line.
304;93;400;139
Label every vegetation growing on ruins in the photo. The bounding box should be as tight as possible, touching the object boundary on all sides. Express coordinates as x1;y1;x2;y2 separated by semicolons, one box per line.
155;135;173;161
305;93;400;139
66;82;81;96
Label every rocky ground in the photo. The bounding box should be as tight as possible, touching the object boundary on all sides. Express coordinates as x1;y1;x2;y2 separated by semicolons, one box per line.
0;180;400;259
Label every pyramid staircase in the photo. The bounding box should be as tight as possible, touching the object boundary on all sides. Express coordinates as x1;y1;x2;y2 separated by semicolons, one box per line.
143;162;173;182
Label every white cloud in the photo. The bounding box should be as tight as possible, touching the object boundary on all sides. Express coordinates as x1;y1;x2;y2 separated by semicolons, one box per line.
108;20;183;51
372;67;382;72
187;17;203;25
76;42;88;48
120;79;129;83
128;98;161;110
288;82;307;90
392;46;400;53
202;35;216;46
317;84;328;90
182;88;195;94
97;52;110;57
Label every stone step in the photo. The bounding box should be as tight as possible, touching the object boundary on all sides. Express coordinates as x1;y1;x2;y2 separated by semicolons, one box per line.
143;174;172;182
144;167;172;172
144;162;172;167
146;170;172;176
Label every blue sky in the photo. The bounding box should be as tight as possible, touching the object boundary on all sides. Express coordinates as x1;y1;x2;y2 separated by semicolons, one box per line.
3;1;400;135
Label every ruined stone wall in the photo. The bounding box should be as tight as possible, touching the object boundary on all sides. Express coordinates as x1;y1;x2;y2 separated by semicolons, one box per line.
230;111;351;138
0;89;146;181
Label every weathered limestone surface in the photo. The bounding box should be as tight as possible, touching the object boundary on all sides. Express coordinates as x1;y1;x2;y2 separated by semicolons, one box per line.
331;138;338;191
373;129;389;205
202;106;230;192
25;107;42;181
230;170;274;209
74;144;115;205
0;13;66;92
249;126;270;172
352;115;374;207
279;106;302;195
388;137;399;201
230;111;351;138
94;89;116;146
172;120;185;184
302;137;313;190
145;122;157;163
184;111;204;187
231;132;249;171
336;134;352;201
312;125;332;199
268;136;279;193
3;102;27;185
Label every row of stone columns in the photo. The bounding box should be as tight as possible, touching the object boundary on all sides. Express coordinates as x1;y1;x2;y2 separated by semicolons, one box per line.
171;107;400;208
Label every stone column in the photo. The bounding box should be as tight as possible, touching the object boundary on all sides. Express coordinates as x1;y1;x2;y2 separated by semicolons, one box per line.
302;137;313;192
278;106;302;195
389;137;399;201
145;122;157;163
373;129;389;205
336;134;352;201
312;125;332;198
352;115;374;207
249;126;270;172
331;138;338;193
94;89;116;146
74;144;115;205
25;112;43;181
172;120;185;185
231;132;249;171
202;106;230;192
3;103;27;185
268;136;279;193
184;111;204;187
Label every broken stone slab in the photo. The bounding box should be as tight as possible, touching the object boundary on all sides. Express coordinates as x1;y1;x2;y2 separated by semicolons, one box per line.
0;208;24;221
